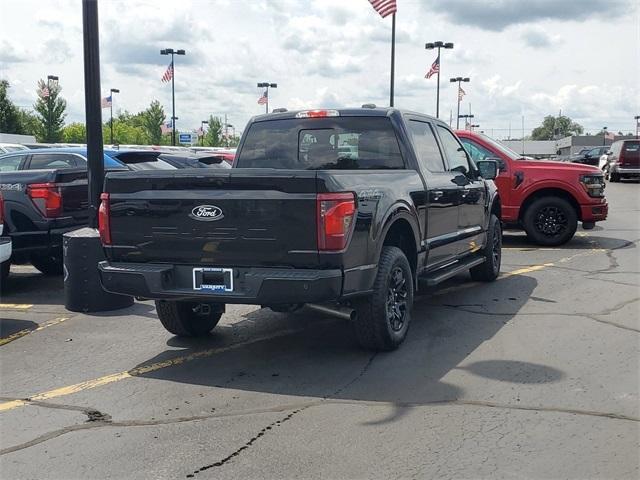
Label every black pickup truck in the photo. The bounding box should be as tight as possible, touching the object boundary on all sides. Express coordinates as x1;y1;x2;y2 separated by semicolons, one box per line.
98;108;502;350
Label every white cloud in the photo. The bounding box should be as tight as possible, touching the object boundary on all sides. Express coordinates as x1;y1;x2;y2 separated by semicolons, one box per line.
0;0;637;138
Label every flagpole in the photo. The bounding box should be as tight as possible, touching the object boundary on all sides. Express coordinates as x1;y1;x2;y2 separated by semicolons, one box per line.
389;13;395;107
171;55;176;145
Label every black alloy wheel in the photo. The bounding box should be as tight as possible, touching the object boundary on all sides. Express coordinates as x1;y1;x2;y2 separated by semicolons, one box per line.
534;205;568;238
386;266;408;332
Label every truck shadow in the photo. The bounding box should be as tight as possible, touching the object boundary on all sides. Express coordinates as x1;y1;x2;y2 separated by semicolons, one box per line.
131;274;559;419
502;232;635;251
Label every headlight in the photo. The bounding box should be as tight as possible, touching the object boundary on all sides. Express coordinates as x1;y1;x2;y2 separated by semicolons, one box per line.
579;174;605;197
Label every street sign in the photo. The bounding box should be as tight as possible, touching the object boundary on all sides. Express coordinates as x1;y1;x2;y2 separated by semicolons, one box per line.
179;133;195;145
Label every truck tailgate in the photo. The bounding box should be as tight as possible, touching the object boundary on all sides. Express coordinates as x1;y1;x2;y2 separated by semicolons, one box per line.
105;169;320;267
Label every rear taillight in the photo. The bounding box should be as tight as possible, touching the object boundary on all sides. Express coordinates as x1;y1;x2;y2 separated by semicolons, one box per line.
317;192;356;251
98;193;111;245
0;192;5;224
27;183;63;218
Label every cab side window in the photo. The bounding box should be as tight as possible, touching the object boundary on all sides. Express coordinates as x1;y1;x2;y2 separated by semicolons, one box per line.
407;120;445;173
28;154;79;170
437;126;471;174
460;138;506;171
0;154;27;172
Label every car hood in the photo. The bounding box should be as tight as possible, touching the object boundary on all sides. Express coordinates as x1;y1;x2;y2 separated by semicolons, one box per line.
512;159;601;174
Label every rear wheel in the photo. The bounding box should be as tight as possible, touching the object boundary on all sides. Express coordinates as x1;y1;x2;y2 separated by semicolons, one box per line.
155;300;224;336
353;246;414;351
523;196;577;246
470;214;501;282
31;252;63;275
0;261;9;291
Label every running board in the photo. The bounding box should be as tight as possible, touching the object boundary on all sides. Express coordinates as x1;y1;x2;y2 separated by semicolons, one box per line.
420;256;485;286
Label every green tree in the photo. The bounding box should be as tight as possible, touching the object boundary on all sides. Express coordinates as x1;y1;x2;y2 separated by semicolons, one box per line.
17;109;39;136
204;116;223;147
33;79;67;142
531;115;584;140
0;80;23;134
141;100;165;145
62;122;87;143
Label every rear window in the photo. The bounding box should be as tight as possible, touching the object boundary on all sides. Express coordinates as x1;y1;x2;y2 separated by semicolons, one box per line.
236;117;404;170
623;141;639;153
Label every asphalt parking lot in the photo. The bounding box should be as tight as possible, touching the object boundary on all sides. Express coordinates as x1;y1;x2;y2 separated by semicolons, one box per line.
1;181;638;479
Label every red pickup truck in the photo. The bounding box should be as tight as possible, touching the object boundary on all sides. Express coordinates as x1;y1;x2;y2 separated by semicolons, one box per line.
456;130;607;245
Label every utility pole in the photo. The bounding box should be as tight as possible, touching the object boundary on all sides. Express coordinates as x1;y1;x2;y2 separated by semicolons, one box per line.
160;48;186;146
425;41;454;118
108;88;119;144
450;76;470;129
634;115;640;139
257;82;277;114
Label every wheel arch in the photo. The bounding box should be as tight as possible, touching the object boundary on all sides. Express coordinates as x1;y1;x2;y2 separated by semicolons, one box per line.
376;213;420;284
519;187;581;222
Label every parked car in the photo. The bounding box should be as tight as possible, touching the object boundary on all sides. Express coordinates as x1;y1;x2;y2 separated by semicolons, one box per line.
0;143;29;154
456;130;607;246
570;146;610;166
604;139;640;182
0;148;127;275
98;107;502;351
160;152;232;169
0;192;12;286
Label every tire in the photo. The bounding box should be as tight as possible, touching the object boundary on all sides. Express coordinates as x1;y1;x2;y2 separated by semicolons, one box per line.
470;214;502;282
155;300;224;337
523;196;578;246
609;171;620;183
0;261;9;291
31;252;63;275
353;246;414;351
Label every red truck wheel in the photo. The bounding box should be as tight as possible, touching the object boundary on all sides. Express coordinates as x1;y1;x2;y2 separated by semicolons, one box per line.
523;197;578;246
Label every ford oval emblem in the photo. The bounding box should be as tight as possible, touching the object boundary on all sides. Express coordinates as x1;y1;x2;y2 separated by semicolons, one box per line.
190;205;224;222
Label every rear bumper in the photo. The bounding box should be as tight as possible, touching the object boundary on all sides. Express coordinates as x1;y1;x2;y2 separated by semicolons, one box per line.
98;261;343;304
610;165;640;177
0;237;12;263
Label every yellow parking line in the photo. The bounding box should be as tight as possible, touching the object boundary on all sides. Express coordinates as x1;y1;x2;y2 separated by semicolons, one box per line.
0;325;324;413
501;263;554;277
0;317;69;347
0;304;33;310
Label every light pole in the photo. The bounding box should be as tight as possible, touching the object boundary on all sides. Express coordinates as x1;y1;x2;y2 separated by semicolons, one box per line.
257;82;277;114
225;123;234;147
458;114;474;130
200;120;208;146
425;41;453;118
450;76;470;129
109;88;119;144
160;48;186;146
602;126;608;146
634;115;640;139
47;75;58;142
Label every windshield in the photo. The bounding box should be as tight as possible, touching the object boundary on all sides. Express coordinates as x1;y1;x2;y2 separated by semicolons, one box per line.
475;133;522;160
236;117;404;170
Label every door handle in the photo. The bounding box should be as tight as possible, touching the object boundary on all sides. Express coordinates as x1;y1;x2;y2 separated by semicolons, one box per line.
432;191;443;200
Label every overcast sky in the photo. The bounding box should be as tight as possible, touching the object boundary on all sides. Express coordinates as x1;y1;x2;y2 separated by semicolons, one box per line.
1;0;638;139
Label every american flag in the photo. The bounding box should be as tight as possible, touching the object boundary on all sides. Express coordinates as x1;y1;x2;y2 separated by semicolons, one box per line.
161;62;174;83
425;55;440;79
101;95;112;109
40;86;50;98
368;0;397;18
458;86;466;101
160;120;172;135
257;89;268;105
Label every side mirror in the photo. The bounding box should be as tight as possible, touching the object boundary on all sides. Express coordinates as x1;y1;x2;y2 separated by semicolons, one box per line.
476;160;498;180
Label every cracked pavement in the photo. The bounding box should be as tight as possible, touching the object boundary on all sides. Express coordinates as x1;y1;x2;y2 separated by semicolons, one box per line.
1;182;638;479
